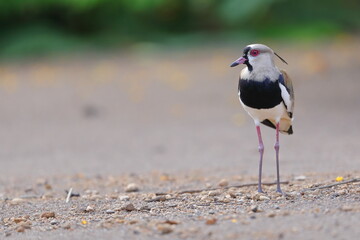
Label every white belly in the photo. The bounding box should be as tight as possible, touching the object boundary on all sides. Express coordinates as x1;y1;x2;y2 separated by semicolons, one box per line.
240;99;287;124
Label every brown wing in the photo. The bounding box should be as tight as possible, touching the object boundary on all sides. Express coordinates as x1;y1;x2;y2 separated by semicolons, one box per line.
280;70;294;118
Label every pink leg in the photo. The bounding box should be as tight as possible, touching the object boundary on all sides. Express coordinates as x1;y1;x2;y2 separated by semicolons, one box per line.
274;122;282;193
256;125;264;193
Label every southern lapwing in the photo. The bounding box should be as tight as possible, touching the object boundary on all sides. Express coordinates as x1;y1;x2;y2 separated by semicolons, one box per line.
230;44;294;193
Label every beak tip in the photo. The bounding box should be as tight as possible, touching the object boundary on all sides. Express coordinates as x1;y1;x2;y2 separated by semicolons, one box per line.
230;57;246;68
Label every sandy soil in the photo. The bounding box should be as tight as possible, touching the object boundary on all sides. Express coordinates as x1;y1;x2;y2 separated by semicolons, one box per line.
1;38;360;239
1;171;360;239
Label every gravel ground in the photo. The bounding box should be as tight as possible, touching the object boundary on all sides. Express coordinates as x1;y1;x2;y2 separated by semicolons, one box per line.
1;172;360;239
1;38;360;239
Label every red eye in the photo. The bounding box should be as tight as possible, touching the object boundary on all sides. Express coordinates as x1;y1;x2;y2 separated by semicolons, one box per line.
250;49;260;57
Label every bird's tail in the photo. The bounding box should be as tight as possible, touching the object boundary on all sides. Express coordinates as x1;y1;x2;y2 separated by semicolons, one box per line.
261;118;293;135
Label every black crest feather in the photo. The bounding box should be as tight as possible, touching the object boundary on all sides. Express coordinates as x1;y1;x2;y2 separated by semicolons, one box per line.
274;52;288;65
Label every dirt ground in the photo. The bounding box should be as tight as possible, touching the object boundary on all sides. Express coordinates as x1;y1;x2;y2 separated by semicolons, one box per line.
1;38;360;239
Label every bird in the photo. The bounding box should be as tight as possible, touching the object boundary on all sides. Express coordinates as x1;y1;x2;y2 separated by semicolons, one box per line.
230;44;294;194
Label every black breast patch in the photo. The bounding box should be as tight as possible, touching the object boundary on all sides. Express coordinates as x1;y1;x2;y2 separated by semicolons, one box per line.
238;78;282;109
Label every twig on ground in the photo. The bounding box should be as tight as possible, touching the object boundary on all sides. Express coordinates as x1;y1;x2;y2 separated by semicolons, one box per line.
155;181;289;195
303;178;360;191
65;188;73;203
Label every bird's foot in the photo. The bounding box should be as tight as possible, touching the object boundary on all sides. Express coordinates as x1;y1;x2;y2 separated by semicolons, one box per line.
276;188;284;195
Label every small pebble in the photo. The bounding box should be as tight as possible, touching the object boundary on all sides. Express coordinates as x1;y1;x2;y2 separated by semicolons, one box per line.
105;209;115;214
205;218;217;225
63;223;71;230
218;179;229;187
221;198;231;203
139;205;151;211
124;203;136;211
200;196;212;202
125;183;139;192
252;193;267;201
294;175;307;181
41;193;54;199
250;205;258;212
163;220;179;225
331;193;340;198
85;206;95;212
119;195;130;201
41;212;55;218
146;196;166;202
250;205;262;213
266;211;276;218
336;189;347;195
237;199;245;203
13;218;26;223
157;224;173;234
16;226;26;233
10;198;26;205
208;190;221;196
50;220;59;225
259;195;270;201
16;221;31;232
128;220;138;225
228;192;237;198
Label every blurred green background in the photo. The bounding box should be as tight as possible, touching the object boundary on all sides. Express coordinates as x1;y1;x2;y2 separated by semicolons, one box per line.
0;0;359;58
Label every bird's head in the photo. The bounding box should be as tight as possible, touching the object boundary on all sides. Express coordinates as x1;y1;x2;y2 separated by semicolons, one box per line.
230;44;287;72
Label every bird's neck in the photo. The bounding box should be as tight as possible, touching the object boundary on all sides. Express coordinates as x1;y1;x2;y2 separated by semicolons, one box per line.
241;66;280;82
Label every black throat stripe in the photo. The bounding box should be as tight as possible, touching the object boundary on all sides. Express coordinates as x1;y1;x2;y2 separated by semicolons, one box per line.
238;78;282;109
242;46;253;71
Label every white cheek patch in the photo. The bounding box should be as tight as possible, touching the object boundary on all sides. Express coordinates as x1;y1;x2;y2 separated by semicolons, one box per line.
241;68;251;80
279;83;291;111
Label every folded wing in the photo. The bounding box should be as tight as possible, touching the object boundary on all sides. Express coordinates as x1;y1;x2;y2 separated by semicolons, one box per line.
279;70;294;118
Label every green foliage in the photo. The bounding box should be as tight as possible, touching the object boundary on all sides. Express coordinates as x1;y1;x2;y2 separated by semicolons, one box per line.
218;0;274;25
0;0;358;58
0;24;88;58
122;0;166;12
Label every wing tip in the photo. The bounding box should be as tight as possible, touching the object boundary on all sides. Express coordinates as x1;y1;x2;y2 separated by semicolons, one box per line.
286;125;293;135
